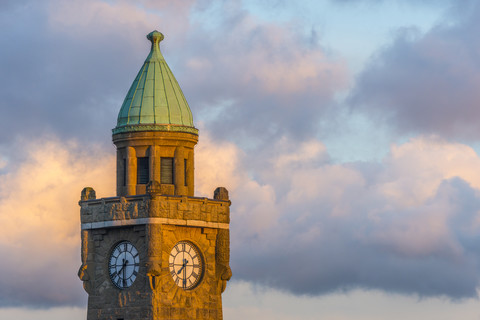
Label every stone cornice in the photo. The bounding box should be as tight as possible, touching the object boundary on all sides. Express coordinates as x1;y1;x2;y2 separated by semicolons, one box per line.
79;195;231;227
112;124;199;135
81;217;229;230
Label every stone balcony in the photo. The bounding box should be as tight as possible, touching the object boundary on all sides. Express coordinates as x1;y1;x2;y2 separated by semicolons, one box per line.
79;187;231;231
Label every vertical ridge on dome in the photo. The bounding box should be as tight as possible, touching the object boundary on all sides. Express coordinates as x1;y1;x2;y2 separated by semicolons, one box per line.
113;30;197;135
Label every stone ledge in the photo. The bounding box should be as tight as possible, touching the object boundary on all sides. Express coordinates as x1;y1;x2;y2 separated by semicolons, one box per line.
79;195;231;206
80;195;231;225
81;218;230;230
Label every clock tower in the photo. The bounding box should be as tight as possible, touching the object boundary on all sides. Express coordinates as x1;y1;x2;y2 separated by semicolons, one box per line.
78;31;232;319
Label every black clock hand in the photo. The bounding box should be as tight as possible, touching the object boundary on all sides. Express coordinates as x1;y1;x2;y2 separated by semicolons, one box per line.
177;259;188;274
183;259;187;288
123;259;128;282
118;259;125;273
118;258;127;285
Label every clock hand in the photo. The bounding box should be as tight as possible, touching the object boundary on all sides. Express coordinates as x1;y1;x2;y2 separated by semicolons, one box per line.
117;258;128;285
123;259;128;282
177;259;188;274
118;260;125;273
183;259;187;288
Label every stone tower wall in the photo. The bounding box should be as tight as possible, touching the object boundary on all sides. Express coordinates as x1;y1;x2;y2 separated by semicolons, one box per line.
78;193;231;320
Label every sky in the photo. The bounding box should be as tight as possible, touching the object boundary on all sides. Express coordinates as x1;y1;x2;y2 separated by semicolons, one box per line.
1;0;480;318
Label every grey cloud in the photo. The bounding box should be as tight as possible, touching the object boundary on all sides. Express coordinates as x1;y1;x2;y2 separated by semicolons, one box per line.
349;2;480;139
0;0;346;152
0;246;86;307
3;0;480;309
169;9;347;144
232;174;480;298
3;134;480;308
0;0;346;308
0;1;155;147
329;0;453;5
225;136;480;299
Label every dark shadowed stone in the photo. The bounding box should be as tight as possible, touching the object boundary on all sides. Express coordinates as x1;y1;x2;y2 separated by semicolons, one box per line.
81;187;96;201
214;187;229;200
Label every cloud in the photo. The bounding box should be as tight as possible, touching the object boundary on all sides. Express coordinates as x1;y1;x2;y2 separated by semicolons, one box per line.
329;0;454;5
0;157;6;170
3;0;480;309
0;137;115;307
0;307;86;320
349;1;480;139
3;132;480;309
0;0;198;147
0;0;348;151
223;281;480;320
198;134;480;298
0;0;348;307
170;3;349;142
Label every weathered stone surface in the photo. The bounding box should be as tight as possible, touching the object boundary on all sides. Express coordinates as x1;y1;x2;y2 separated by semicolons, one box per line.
80;31;231;319
80;195;230;226
213;187;229;201
113;131;198;198
81;187;97;201
79;193;231;319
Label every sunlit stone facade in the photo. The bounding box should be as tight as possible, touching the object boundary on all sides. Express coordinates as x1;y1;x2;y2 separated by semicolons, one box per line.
78;30;232;320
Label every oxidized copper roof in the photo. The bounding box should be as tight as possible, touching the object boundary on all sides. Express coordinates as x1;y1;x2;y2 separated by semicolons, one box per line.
113;31;197;135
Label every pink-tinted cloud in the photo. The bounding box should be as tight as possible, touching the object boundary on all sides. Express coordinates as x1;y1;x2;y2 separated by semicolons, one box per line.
196;131;279;233
176;6;348;140
2;133;480;308
0;137;114;306
47;0;195;42
198;133;480;298
2;0;480;309
0;0;348;150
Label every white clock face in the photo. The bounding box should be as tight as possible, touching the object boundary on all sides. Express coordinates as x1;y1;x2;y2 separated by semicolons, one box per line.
109;241;140;289
169;241;203;290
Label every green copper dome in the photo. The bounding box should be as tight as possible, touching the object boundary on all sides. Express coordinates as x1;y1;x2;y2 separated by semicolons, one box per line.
113;31;197;135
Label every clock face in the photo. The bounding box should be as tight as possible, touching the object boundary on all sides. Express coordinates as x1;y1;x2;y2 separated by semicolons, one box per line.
169;241;203;290
108;241;140;289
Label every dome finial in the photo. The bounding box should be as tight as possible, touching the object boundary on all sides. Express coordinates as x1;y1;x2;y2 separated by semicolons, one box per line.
147;30;164;52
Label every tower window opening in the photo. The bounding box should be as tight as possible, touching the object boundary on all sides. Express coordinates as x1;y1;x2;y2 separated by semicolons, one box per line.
184;159;187;186
161;157;174;184
122;158;126;186
137;157;149;184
